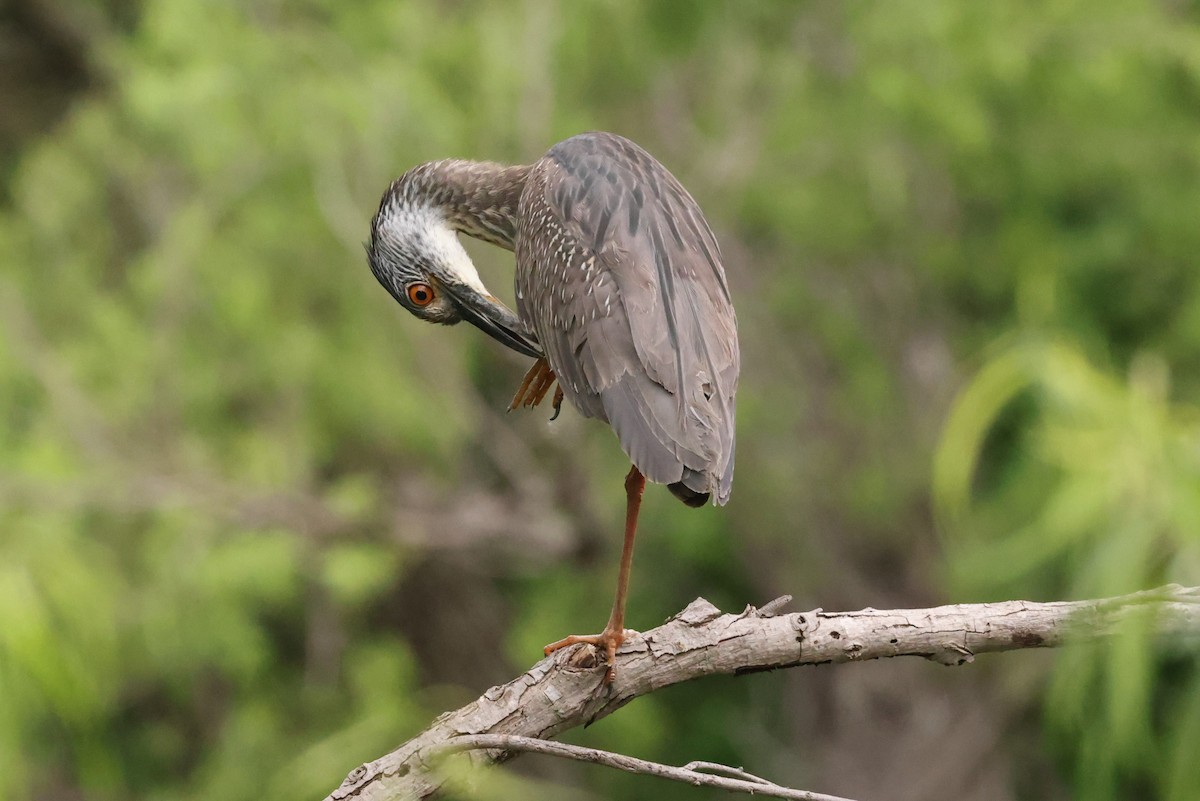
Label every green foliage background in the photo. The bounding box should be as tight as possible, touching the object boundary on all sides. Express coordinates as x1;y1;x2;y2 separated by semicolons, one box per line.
2;1;1198;799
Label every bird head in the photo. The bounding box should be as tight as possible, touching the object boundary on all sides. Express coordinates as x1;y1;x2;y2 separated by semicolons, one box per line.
367;199;542;359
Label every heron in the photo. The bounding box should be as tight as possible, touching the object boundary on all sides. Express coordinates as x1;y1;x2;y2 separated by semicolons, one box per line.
367;131;738;682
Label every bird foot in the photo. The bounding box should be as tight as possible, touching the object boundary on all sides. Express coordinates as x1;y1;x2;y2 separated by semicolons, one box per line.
544;627;632;684
509;357;560;416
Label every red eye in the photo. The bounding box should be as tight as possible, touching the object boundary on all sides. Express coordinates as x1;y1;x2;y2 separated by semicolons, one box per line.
406;282;435;307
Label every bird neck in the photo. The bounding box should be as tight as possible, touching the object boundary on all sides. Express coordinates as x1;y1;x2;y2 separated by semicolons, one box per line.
397;159;531;251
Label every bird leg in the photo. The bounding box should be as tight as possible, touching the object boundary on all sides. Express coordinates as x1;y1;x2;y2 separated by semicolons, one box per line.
508;357;560;414
508;358;547;410
544;466;646;684
526;363;557;407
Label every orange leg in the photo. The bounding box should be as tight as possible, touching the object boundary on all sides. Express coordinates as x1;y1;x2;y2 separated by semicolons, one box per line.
509;358;550;410
544;466;646;683
509;358;561;414
525;362;557;408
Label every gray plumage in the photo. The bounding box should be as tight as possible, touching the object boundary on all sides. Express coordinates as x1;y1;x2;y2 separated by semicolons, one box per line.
368;131;739;505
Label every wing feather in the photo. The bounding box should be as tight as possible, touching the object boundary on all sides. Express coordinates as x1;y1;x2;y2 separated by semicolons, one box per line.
515;132;739;503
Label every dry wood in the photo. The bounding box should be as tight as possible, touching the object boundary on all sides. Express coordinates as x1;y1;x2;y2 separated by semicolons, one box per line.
442;735;858;801
326;584;1200;801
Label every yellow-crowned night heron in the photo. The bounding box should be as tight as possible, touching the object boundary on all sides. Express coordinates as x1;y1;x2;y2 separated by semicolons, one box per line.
367;132;738;682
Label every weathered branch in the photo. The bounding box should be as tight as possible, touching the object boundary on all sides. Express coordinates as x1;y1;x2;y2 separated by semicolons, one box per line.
442;735;858;801
327;584;1200;801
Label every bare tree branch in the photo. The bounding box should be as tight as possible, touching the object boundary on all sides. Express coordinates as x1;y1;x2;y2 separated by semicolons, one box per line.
326;584;1200;801
441;734;857;801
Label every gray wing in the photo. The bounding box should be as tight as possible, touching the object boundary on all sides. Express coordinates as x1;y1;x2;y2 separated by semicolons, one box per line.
515;132;738;504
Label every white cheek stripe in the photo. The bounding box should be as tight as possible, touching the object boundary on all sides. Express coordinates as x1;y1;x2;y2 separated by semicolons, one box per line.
382;205;491;296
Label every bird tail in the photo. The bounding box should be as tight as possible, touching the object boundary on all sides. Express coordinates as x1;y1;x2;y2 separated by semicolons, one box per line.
668;481;710;508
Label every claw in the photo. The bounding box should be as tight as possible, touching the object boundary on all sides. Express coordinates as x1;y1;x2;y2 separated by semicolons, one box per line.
544;628;627;684
549;386;565;421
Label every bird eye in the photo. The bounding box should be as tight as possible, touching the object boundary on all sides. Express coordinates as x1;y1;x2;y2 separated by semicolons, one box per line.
406;282;435;307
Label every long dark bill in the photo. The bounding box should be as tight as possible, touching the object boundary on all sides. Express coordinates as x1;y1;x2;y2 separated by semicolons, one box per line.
441;282;543;359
